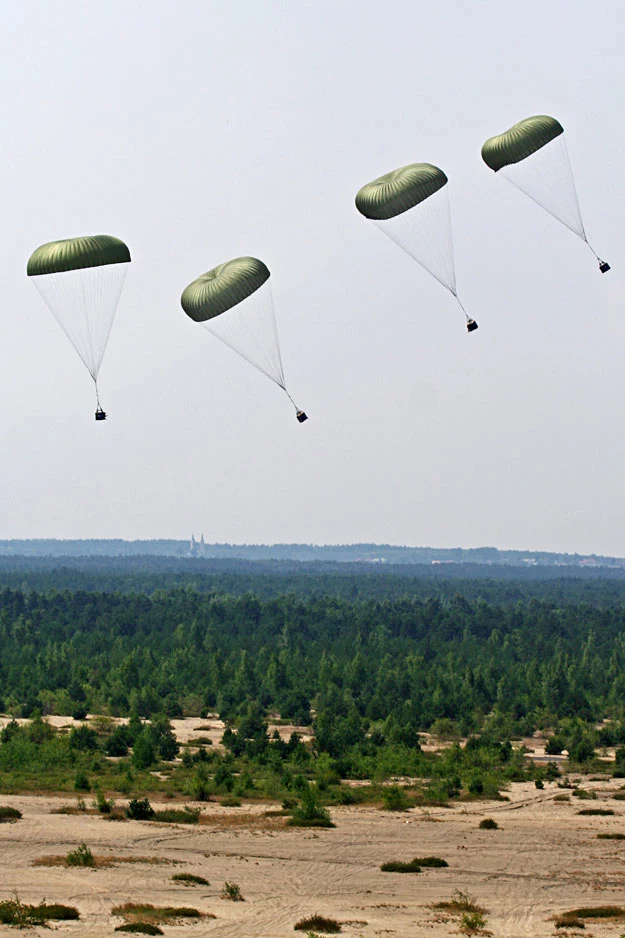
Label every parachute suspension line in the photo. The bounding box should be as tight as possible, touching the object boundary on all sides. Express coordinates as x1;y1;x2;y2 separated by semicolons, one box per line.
455;295;470;322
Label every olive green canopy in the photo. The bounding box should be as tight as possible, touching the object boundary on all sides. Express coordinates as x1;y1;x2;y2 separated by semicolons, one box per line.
355;163;448;220
481;116;564;172
27;235;131;277
181;256;270;322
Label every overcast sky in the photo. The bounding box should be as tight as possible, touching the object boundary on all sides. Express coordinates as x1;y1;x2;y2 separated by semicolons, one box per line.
1;0;623;554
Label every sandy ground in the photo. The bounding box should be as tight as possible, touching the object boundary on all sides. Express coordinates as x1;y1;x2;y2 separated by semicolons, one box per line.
2;778;625;937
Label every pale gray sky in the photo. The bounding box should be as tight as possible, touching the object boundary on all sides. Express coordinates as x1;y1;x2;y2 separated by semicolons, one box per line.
1;0;623;553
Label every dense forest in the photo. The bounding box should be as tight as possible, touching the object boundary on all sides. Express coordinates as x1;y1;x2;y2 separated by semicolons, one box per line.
2;570;625;747
2;561;625;799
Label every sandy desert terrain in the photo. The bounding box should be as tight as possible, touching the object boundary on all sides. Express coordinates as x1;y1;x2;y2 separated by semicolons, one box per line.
2;776;625;937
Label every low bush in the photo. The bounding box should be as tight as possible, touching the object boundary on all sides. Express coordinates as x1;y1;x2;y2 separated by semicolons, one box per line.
115;926;163;935
381;785;411;811
598;832;625;839
171;873;209;886
572;789;596;799
413;856;448;867
479;818;499;829
0;898;79;926
288;792;335;828
221;881;244;901
294;914;342;933
219;795;242;807
0;806;22;822
126;798;155;821
553;794;570;802
380;859;421;873
66;843;95;867
555;906;625;927
460;911;487;933
112;903;206;925
38;904;80;921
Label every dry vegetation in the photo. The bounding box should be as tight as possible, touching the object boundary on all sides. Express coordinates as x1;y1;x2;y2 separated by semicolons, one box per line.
112;903;214;926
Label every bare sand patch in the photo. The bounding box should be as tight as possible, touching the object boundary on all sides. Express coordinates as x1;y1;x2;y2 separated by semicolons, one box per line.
2;778;625;936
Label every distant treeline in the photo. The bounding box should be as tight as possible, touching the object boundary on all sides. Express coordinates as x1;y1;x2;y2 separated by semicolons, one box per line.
2;557;625;606
0;538;621;567
2;583;625;755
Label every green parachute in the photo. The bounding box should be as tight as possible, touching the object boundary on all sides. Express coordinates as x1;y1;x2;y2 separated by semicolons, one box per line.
181;256;307;423
482;115;610;273
356;162;478;332
27;235;131;420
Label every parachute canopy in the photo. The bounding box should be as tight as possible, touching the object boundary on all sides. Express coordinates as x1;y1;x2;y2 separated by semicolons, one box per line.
27;235;131;276
355;163;448;220
27;234;131;411
355;162;476;330
181;256;270;321
481;116;564;172
181;256;306;420
481;115;609;272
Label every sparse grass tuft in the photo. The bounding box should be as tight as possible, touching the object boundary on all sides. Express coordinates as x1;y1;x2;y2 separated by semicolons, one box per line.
112;903;210;925
66;843;95;867
294;914;342;933
0;806;22;823
152;807;200;824
434;891;486;915
553;794;570;802
171;873;209;886
479;818;499;829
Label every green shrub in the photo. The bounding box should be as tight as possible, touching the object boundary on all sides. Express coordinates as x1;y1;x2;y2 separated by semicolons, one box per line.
221;881;244;901
94;789;114;814
115;926;164;935
381;785;411;811
66;843;95;867
479;818;499;829
0;806;22;822
171;873;209;886
598;832;625;839
572;788;596;799
413;856;448;867
380;859;421;873
74;771;90;792
219;795;242;807
288;785;335;828
460;910;487;933
0;898;79;925
126;798;155;821
578;808;615;816
294;914;341;933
